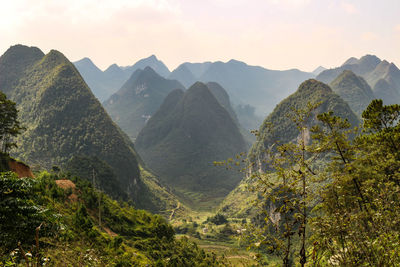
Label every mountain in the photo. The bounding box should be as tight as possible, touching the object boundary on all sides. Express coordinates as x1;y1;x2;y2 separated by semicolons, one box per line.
169;64;197;88
316;55;400;105
74;58;130;102
0;45;166;210
330;70;375;117
124;55;170;78
135;82;247;208
103;67;185;140
312;66;327;76
248;79;359;172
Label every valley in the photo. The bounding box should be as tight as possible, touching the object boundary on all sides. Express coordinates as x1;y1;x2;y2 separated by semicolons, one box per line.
1;43;400;266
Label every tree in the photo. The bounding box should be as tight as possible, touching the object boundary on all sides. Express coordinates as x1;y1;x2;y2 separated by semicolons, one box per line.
248;102;320;266
0;91;23;154
310;100;400;265
0;172;55;252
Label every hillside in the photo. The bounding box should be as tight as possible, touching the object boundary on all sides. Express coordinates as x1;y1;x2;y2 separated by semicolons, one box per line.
316;55;400;105
135;82;247;209
103;66;185;140
0;45;166;210
330;70;375;117
248;79;359;172
0;170;222;266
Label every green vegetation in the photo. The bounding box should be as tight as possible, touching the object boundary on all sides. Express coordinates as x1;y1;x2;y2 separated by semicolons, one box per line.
0;91;24;154
135;82;247;209
103;66;185;140
330;70;375;117
239;98;400;265
64;155;128;201
0;171;224;266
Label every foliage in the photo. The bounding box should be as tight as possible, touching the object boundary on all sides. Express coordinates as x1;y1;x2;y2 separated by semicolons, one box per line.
206;214;229;225
0;172;58;252
0;171;225;266
310;99;400;265
246;102;323;266
0;91;24;154
64;155;128;201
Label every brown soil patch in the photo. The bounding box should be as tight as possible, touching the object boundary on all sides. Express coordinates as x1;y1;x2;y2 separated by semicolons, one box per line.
55;180;78;203
8;159;34;178
55;179;76;190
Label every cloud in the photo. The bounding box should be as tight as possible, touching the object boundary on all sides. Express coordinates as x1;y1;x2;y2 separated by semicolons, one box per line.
341;2;358;14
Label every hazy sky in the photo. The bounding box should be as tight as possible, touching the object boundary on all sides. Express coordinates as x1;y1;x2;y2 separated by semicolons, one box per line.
0;0;399;72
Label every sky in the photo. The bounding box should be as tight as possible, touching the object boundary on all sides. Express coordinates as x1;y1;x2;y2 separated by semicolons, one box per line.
0;0;399;72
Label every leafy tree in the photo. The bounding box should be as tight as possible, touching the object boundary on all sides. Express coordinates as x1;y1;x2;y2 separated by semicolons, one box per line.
206;213;228;225
0;91;23;154
247;102;321;266
0;172;56;252
310;99;400;265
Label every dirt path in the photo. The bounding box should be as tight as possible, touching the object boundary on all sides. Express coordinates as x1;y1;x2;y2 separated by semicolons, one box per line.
169;201;181;221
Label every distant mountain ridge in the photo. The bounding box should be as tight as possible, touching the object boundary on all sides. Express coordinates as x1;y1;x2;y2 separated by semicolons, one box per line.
170;59;314;116
74;55;170;101
317;55;400;105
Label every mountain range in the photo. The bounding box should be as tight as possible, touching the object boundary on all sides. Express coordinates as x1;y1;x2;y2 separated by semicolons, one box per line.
0;45;175;211
317;55;400;105
76;56;314;116
74;55;170;102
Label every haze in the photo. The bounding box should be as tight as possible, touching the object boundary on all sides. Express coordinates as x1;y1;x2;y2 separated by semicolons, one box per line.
0;0;399;71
